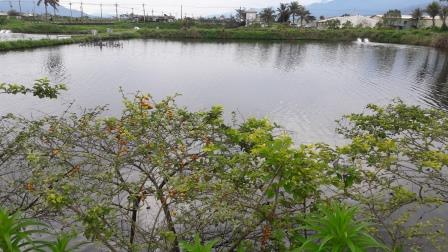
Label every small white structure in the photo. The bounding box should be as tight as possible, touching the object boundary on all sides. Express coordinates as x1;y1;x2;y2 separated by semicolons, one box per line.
0;12;7;16
243;8;259;26
317;15;380;29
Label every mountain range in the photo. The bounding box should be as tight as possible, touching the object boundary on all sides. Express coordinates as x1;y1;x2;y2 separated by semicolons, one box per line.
307;0;434;17
0;1;82;17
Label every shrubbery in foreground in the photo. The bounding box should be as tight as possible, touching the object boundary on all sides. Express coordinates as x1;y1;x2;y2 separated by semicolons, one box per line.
0;86;447;251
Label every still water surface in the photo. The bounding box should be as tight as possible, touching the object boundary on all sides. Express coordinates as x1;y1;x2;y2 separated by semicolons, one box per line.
1;39;447;144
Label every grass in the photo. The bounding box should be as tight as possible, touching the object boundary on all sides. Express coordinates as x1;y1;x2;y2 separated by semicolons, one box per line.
1;19;448;51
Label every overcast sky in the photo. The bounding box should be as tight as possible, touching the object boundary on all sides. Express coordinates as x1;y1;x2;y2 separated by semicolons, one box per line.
58;0;322;17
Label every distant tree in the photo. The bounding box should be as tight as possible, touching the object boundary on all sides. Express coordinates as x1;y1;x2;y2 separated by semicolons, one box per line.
341;13;350;17
7;9;19;16
440;0;448;29
412;8;423;28
289;1;302;24
383;9;402;27
306;15;316;23
37;0;60;21
326;19;341;29
342;20;353;29
426;1;441;28
259;7;276;25
235;8;245;22
297;6;311;26
277;3;291;23
320;15;325;20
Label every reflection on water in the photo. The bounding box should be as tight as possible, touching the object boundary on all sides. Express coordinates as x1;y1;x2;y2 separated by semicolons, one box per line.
44;49;67;83
0;39;448;144
79;41;124;50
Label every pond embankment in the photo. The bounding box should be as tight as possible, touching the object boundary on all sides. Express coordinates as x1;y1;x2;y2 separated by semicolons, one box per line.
1;27;447;52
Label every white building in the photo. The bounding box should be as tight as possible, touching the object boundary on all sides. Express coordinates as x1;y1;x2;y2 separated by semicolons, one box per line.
317;15;380;29
374;14;443;29
0;12;8;16
243;9;258;26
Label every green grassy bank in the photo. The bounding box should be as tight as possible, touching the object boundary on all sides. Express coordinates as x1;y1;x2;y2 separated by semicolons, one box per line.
1;20;448;52
0;32;140;51
136;28;442;47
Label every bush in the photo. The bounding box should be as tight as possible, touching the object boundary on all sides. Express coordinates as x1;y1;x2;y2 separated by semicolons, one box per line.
0;88;447;251
0;16;8;26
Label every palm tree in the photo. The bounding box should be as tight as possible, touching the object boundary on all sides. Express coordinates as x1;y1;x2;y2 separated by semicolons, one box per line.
440;0;448;29
306;15;316;23
440;6;448;29
298;6;311;27
277;3;291;23
426;1;441;28
259;8;276;25
37;0;59;21
289;1;301;24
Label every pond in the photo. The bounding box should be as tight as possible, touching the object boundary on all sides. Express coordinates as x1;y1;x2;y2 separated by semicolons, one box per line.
0;39;447;144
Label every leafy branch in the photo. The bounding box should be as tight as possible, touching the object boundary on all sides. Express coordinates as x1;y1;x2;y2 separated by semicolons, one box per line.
0;78;67;99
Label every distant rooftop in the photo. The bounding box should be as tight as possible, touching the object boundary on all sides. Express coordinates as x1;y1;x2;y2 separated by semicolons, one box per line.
244;8;258;13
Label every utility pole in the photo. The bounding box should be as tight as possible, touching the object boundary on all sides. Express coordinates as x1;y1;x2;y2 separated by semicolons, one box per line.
8;1;12;11
32;0;36;16
100;3;103;19
115;3;119;20
180;5;182;20
142;3;146;22
69;2;72;20
131;8;134;16
80;2;83;19
18;0;22;14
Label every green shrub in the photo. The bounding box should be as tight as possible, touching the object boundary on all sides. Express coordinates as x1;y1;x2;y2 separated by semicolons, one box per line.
296;202;386;252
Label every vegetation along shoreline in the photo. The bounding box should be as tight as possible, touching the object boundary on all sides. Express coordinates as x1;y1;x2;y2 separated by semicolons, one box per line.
1;27;448;52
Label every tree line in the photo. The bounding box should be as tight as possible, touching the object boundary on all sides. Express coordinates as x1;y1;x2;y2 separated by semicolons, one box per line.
236;1;315;26
411;0;448;28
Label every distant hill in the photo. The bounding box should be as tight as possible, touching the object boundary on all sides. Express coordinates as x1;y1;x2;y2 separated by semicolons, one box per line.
307;0;433;17
0;1;83;17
